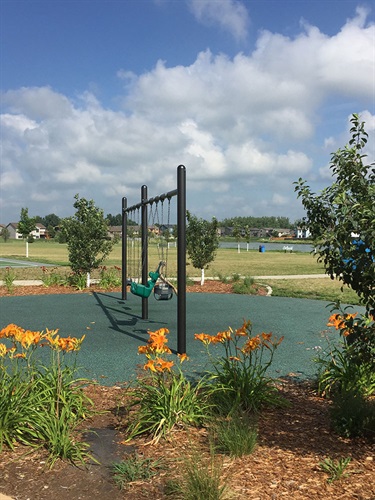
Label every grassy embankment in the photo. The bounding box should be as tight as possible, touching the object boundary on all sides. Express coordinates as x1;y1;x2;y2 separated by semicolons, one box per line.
0;239;361;305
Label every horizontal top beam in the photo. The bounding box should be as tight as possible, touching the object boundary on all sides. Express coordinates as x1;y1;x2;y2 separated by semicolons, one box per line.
124;188;178;213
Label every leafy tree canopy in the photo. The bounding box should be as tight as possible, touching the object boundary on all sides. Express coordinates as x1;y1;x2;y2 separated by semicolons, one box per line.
295;114;375;316
18;208;36;238
220;216;293;229
62;194;115;279
186;211;219;285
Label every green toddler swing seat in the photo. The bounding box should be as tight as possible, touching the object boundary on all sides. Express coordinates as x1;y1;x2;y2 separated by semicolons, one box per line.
130;261;173;300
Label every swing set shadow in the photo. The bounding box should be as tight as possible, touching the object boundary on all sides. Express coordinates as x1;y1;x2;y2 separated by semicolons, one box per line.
92;291;176;350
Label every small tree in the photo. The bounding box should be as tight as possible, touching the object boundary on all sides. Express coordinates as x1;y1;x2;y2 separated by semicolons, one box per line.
2;227;10;242
62;194;115;287
18;208;36;257
294;113;375;316
232;223;242;253
186;211;219;285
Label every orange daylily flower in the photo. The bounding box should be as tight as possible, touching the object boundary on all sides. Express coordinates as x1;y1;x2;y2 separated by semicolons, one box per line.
178;353;189;363
229;356;241;361
236;320;251;336
0;324;24;339
20;330;41;348
242;336;261;354
194;333;215;345
138;345;151;355
144;359;157;372
148;328;170;353
327;314;345;330
155;357;174;372
0;343;7;357
215;329;232;342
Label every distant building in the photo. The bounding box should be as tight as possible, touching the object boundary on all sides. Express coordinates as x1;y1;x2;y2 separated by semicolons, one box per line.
6;222;47;239
296;227;311;239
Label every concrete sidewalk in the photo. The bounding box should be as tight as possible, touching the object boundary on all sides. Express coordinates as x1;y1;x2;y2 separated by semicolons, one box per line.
0;274;329;287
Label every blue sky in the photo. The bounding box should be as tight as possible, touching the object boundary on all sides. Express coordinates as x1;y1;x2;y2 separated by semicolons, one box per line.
1;0;374;224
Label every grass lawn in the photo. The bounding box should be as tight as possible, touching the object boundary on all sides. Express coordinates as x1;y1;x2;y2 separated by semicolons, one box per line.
0;239;362;306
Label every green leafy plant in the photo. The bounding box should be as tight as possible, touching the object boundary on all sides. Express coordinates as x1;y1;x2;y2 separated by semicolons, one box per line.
319;456;351;483
295;113;375;317
98;265;122;289
3;267;15;293
61;194;115;287
67;272;87;290
111;454;164;489
315;308;375;438
195;320;286;415
126;328;211;444
40;266;65;287
330;390;375;438
232;276;257;295
186;211;219;285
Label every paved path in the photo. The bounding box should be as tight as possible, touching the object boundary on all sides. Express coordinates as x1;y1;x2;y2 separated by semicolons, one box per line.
0;274;329;286
0;258;53;268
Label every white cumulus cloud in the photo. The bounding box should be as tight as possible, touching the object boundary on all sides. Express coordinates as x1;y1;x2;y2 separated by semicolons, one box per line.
1;8;374;223
188;0;249;42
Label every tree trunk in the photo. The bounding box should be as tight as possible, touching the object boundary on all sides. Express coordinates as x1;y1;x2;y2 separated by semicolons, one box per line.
200;268;205;286
25;240;29;258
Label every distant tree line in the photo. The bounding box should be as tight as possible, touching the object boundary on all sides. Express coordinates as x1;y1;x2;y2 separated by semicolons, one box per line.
220;216;294;229
24;213;295;241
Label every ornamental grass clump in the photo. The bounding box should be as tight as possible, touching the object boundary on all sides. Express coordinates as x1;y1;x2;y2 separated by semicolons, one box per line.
0;324;94;466
195;319;285;415
126;328;211;444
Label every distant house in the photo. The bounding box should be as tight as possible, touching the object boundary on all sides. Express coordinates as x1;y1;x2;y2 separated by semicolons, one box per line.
296;227;312;239
107;226;122;239
6;222;47;239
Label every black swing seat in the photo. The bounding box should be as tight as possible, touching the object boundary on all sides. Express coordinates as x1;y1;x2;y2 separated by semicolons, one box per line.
154;283;174;301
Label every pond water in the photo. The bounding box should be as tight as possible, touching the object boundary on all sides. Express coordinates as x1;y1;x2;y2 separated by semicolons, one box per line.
219;241;315;253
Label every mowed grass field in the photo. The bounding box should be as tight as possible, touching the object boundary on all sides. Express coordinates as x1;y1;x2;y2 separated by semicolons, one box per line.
0;239;361;305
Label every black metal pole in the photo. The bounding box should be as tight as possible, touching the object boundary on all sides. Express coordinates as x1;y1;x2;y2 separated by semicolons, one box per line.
177;165;186;354
141;185;148;319
121;197;127;300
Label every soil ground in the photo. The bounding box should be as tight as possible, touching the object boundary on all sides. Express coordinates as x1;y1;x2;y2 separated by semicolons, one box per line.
0;282;374;499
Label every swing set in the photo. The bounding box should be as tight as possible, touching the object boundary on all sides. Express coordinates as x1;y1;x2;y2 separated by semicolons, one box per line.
121;165;186;354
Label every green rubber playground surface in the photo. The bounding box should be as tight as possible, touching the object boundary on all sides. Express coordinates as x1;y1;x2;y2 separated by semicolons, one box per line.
0;292;364;385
